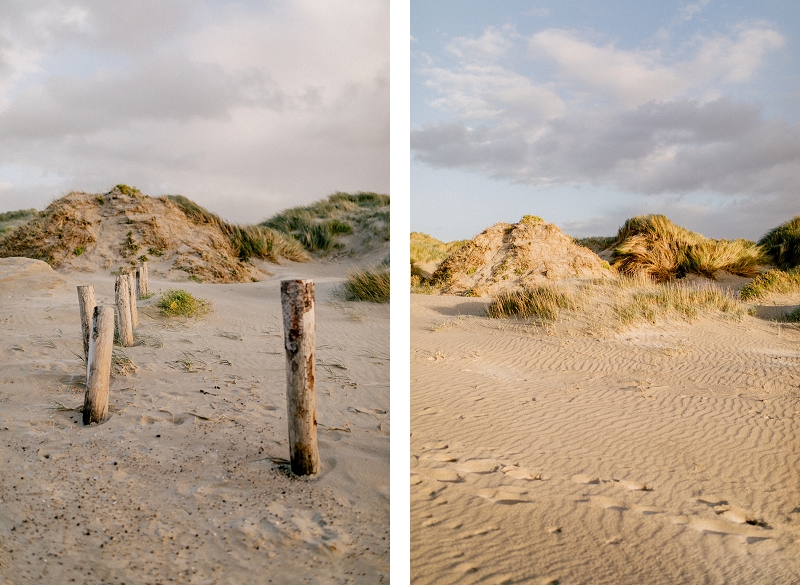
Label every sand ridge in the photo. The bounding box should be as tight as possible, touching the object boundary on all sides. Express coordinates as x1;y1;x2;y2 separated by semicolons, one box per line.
0;257;389;584
411;293;800;584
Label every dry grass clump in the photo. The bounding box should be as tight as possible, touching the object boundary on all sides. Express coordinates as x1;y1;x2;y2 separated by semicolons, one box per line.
486;284;580;320
611;215;762;281
758;216;800;269
339;265;390;303
739;268;800;301
261;192;389;255
614;282;745;326
157;289;212;317
486;277;745;329
166;195;307;263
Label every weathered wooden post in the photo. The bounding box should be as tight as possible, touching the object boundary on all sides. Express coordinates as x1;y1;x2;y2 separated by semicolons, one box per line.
280;279;319;476
127;271;139;328
77;285;96;359
136;261;149;298
83;305;114;425
115;274;133;347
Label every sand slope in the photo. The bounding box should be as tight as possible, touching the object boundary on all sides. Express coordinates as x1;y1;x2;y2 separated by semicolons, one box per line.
411;293;800;584
0;257;389;584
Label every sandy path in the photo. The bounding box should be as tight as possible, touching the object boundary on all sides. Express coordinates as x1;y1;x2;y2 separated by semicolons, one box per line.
0;258;389;584
411;293;800;585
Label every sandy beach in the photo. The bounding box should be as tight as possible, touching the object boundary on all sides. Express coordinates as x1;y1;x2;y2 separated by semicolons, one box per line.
411;292;800;584
0;256;389;584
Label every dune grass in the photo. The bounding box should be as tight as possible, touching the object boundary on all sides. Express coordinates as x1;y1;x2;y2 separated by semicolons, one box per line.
0;208;38;236
166;195;307;263
157;289;212;318
486;285;580;320
758;216;800;269
340;265;390;303
575;236;616;253
486;277;745;329
739;268;800;301
614;282;745;325
410;232;467;266
261;192;388;254
610;215;763;282
779;307;800;322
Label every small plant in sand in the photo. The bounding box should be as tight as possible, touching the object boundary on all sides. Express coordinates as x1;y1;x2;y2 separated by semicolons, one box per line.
739;268;800;301
340;265;390;303
487;284;580;320
758;216;800;269
157;289;212;317
115;184;140;196
779;306;800;322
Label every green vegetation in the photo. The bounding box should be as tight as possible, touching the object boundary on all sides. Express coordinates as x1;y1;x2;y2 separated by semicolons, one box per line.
157;289;212;318
486;284;579;320
779;307;800;322
758;216;800;269
74;246;84;256
410;232;467;266
575;236;616;253
166;195;308;263
115;184;140;196
261;192;388;254
610;215;762;282
339;265;390;303
0;208;37;236
520;215;544;225
739;268;800;301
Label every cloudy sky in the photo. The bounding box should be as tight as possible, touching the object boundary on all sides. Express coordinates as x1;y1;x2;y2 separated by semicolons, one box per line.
411;0;800;242
0;0;388;223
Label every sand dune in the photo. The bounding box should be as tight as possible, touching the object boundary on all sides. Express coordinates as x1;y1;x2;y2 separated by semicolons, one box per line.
0;257;388;584
411;293;800;584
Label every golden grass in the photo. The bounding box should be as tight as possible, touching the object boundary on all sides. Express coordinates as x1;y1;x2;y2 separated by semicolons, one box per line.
486;278;746;328
739;268;800;301
410;232;467;266
610;214;763;281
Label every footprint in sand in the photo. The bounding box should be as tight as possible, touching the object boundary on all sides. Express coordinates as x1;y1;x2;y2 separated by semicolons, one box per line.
455;459;498;474
632;505;663;516
502;465;546;481
612;479;651;491
591;496;628;511
572;474;600;485
420;452;458;462
420;468;462;483
421;441;449;450
476;487;532;505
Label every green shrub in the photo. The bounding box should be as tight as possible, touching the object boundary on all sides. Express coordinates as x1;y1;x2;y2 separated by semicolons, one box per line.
759;216;800;269
157;289;212;317
340;266;390;302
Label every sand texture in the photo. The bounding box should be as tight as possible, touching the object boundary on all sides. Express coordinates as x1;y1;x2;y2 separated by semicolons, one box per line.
0;257;388;584
411;293;800;584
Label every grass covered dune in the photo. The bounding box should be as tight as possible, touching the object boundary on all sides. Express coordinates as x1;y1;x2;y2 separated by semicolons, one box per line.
413;213;800;324
0;185;390;288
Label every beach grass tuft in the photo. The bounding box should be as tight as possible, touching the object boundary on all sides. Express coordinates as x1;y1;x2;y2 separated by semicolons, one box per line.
739;268;800;301
486;284;580;320
610;215;763;281
340;265;390;303
157;289;212;318
758;216;800;269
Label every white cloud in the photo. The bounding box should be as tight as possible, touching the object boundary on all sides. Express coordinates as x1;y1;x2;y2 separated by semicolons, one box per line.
414;22;795;202
446;25;517;61
0;0;388;220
